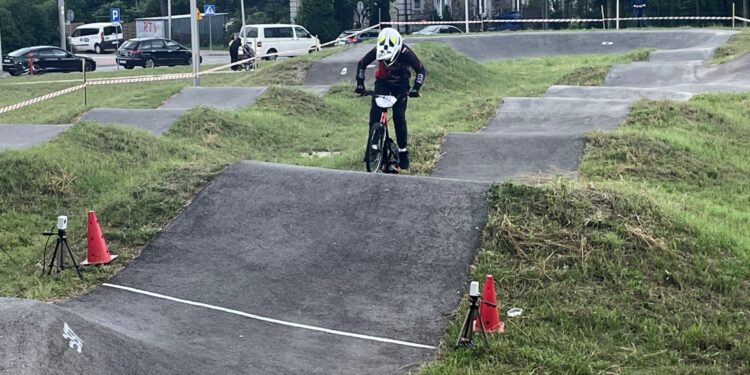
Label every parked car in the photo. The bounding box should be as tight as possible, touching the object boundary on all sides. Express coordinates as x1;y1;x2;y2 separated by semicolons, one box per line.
116;38;201;69
334;29;380;45
2;46;96;76
236;24;320;60
68;22;125;54
413;25;463;35
487;11;522;31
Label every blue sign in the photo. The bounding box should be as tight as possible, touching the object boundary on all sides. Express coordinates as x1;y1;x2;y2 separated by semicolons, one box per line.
110;8;121;23
203;4;216;15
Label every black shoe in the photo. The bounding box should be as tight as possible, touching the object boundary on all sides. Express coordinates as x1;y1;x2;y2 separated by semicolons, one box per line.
399;151;409;170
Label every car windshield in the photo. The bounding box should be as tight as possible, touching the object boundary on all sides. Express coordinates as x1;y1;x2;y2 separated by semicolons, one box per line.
8;48;33;57
121;41;139;50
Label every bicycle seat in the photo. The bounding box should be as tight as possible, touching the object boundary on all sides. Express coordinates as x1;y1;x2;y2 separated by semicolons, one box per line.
375;95;398;109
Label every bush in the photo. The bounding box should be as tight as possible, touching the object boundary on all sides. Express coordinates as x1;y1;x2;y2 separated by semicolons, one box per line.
297;0;340;43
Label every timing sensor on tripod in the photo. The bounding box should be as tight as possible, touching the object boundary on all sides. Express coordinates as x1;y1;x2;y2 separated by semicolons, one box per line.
42;216;68;235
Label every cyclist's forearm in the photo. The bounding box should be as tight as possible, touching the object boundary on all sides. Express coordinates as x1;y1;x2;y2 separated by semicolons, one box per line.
357;48;377;84
406;52;426;90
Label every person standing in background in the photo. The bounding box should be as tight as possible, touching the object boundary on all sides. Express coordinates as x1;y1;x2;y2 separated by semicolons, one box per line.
229;34;241;71
633;0;647;27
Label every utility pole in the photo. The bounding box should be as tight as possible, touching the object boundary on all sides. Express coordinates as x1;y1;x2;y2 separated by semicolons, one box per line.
58;0;67;49
190;0;200;86
464;0;469;32
168;0;172;39
241;0;246;30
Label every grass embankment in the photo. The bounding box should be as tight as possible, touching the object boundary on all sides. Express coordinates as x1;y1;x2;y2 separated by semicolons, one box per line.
556;48;651;86
710;28;750;64
0;49;339;124
422;95;750;373
0;44;647;299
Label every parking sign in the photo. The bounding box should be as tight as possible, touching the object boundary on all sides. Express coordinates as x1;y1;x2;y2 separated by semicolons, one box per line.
110;8;121;23
203;4;216;15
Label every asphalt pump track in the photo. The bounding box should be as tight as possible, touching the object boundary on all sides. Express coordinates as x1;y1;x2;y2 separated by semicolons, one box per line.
2;29;750;374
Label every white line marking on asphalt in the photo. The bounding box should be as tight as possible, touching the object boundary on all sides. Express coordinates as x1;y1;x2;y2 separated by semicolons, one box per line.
103;283;437;350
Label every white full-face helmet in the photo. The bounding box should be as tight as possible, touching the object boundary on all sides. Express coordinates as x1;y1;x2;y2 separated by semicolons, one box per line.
376;28;403;67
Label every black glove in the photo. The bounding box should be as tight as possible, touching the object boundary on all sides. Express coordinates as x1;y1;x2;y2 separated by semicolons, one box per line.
408;88;421;98
355;84;366;95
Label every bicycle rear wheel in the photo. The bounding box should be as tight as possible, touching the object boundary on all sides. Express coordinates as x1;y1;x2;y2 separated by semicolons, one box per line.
365;123;386;172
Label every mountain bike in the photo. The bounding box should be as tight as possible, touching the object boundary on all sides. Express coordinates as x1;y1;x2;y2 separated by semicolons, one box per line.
361;91;406;173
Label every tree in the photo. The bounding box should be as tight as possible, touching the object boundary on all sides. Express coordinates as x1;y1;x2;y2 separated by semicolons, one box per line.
0;0;58;52
442;4;453;21
297;0;340;42
334;0;355;30
368;0;391;25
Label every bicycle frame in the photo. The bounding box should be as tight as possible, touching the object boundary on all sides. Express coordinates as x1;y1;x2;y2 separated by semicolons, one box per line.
361;91;406;173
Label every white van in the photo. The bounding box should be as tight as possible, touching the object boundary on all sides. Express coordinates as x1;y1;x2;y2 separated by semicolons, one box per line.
69;23;125;54
236;24;319;60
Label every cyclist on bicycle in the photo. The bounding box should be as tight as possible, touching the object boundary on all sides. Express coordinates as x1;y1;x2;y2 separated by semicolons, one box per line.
355;27;425;170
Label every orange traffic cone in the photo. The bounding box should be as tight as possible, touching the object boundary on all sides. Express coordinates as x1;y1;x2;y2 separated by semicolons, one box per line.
81;211;118;266
473;275;504;333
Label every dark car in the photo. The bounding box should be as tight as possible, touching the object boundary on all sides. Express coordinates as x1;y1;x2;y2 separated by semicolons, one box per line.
2;46;96;76
487;11;522;31
334;29;380;46
116;38;200;69
413;25;463;35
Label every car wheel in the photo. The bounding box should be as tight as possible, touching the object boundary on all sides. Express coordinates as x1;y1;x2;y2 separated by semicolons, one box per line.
84;62;94;72
124;65;134;70
94;44;102;54
144;58;156;68
264;49;278;61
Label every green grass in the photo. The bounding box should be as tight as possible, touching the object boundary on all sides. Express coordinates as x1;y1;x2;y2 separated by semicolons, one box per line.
710;28;750;64
0;49;339;124
556;49;652;86
0;44;649;300
421;95;750;373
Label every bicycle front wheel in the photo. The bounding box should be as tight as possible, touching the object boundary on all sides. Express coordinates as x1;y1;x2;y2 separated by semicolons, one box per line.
365;123;386;172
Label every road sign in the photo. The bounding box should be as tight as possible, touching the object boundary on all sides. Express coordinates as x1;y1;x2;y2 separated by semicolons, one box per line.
67;9;75;23
203;4;216;15
110;8;121;23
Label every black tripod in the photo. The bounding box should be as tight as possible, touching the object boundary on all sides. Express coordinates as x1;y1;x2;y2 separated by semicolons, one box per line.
456;293;489;348
42;229;83;280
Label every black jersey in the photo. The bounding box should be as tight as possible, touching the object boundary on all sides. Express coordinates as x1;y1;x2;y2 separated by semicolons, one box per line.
357;44;426;90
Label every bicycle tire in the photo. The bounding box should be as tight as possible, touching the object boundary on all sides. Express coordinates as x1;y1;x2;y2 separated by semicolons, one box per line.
365;123;386;172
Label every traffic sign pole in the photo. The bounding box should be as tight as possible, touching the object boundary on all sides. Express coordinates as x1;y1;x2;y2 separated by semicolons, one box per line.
204;5;216;51
190;0;200;86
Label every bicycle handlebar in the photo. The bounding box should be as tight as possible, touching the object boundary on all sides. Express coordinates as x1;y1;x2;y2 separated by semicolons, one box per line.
358;91;411;99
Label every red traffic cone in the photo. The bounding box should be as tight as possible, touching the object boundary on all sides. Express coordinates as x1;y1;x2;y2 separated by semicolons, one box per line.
473;275;504;333
81;211;118;266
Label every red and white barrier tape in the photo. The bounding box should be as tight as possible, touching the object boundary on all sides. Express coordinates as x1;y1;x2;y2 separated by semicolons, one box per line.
385;16;732;25
0;84;86;114
735;16;750;23
87;72;194;86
